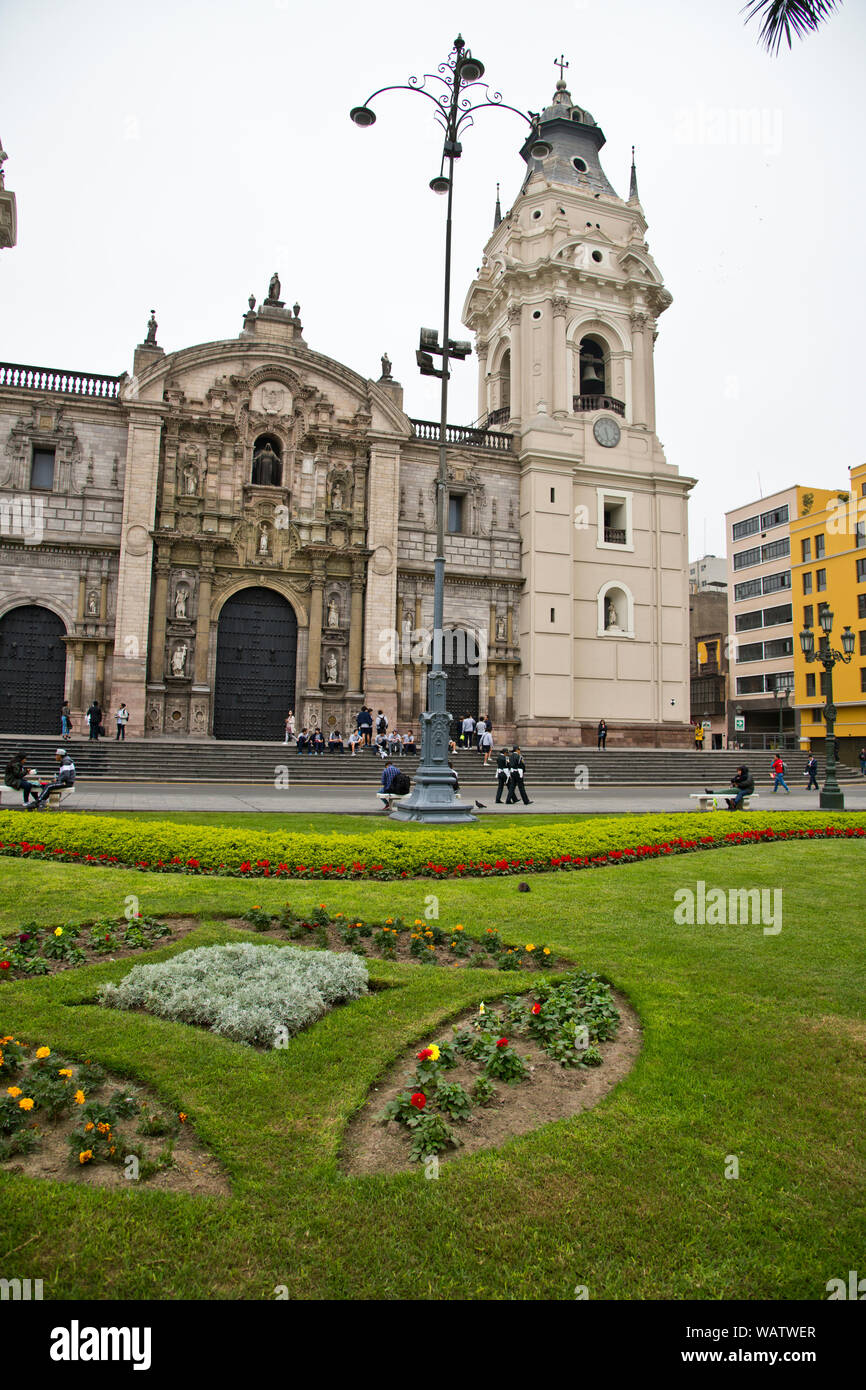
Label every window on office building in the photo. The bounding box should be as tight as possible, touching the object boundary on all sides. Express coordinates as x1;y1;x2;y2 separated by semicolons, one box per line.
734;578;762;601
764;637;793;659
803;604;813;628
815;534;825;559
736;675;764;694
806;673;816;697
801;537;811;562
802;572;813;594
762;571;790;594
735;610;763;632
761;538;790;563
733;545;761;570
816;568;827;590
737;642;764;663
732;516;760;542
763;603;792;627
760;505;789;530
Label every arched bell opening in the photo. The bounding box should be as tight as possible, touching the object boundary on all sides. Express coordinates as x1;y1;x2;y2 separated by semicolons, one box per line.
578;336;608;397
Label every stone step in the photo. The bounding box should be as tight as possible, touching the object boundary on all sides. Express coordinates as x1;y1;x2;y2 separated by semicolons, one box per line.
0;734;859;785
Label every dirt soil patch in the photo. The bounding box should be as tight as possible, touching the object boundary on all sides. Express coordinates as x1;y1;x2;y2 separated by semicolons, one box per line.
223;918;570;972
1;1052;229;1197
340;987;642;1175
0;917;204;980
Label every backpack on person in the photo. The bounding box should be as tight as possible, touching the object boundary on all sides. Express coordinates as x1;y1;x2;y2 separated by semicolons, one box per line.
376;714;388;735
391;771;410;796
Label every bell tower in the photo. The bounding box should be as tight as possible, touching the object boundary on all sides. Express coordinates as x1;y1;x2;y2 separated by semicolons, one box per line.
462;73;694;746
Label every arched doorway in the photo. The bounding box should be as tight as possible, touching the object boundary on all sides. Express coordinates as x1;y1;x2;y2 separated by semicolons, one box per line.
213;588;298;740
440;629;480;740
0;605;67;733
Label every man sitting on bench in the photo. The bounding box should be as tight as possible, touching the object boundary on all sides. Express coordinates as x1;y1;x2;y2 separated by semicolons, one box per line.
30;748;75;810
726;764;754;811
377;759;408;811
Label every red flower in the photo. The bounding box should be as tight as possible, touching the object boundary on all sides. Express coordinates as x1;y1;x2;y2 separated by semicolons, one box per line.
496;1037;508;1048
187;858;200;868
0;961;10;970
417;1047;434;1061
410;1092;426;1110
531;1003;541;1016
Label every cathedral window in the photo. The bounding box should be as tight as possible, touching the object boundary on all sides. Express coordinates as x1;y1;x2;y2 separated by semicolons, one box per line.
30;447;55;490
596;488;633;550
447;494;465;534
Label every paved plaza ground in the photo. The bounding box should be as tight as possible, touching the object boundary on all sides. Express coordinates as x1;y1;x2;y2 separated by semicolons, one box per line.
44;780;866;815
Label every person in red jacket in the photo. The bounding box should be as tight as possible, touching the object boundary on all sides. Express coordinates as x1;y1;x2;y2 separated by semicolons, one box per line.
771;754;789;793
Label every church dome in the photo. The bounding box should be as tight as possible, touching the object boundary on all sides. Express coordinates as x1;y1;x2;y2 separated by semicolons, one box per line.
519;80;617;198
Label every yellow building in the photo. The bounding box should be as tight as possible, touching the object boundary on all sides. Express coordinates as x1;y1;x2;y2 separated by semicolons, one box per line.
791;465;866;761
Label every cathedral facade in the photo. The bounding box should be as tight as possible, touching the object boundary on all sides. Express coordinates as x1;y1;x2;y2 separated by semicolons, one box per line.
0;81;693;746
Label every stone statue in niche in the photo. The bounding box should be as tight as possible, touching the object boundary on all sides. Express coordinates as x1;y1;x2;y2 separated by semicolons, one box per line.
87;591;98;616
182;464;198;496
331;483;343;511
259;525;270;555
252;441;281;486
606;599;619;629
171;644;187;677
325;652;338;684
175;588;188;619
496;615;507;642
327;598;339;628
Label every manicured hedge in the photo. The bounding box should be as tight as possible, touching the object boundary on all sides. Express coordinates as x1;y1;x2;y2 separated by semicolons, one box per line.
0;810;862;880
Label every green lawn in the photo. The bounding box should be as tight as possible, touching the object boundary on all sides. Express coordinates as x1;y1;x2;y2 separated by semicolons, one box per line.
0;841;863;1300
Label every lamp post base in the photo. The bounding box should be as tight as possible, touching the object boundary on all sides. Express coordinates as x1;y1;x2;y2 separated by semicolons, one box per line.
819;788;845;811
389;788;477;824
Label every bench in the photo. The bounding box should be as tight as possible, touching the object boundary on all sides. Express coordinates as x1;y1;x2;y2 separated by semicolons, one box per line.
0;784;76;811
690;791;759;812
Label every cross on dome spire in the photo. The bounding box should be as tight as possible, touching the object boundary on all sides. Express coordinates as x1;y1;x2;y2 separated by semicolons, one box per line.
555;54;569;82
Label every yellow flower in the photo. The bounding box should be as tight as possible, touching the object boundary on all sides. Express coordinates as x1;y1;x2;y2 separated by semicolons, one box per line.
79;1150;93;1164
109;1145;116;1155
18;1097;34;1111
426;1044;440;1062
73;1090;85;1104
97;1122;111;1134
543;948;551;955
454;923;464;932
36;1046;51;1059
414;919;423;926
6;1086;22;1098
0;1035;12;1044
54;928;63;937
84;1121;94;1132
427;945;435;952
335;913;344;919
179;1112;187;1123
479;1002;486;1014
525;943;535;952
385;917;393;924
58;1068;72;1077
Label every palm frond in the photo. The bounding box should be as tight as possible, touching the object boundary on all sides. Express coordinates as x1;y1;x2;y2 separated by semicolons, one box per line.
742;0;842;55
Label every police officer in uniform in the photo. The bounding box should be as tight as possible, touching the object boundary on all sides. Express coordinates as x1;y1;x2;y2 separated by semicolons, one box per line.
495;748;509;803
506;746;532;805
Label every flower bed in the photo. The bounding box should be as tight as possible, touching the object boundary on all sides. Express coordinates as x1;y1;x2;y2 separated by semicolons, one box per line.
234;902;566;971
0;1037;226;1192
0;914;180;982
99;942;369;1048
342;972;642;1174
0;811;862;882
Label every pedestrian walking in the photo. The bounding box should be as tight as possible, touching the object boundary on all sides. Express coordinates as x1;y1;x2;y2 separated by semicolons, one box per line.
597;719;607;750
494;748;509;803
694;724;704;750
479;723;493;765
859;746;866;776
460;713;475;749
505;746;532;805
804;755;819;790
115;703;130;740
60;700;72;739
86;701;102;740
284;710;295;744
770;754;789;793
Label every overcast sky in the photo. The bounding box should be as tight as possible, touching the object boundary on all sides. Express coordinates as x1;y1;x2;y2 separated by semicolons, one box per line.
2;0;864;560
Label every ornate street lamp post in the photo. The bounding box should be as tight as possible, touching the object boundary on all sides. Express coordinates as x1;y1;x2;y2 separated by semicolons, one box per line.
350;37;546;823
773;681;790;748
799;609;855;810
